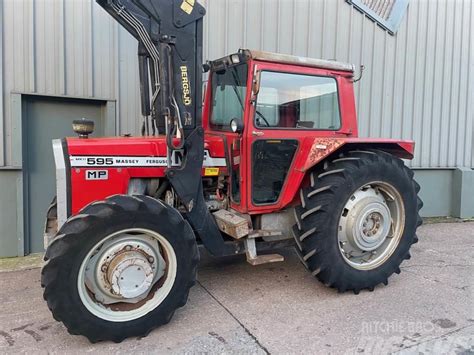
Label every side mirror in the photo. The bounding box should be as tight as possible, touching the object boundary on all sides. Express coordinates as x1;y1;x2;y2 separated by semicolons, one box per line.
252;70;261;97
202;81;207;104
230;118;244;134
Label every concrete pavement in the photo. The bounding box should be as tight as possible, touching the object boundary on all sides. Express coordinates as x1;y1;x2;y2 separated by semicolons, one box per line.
0;222;473;354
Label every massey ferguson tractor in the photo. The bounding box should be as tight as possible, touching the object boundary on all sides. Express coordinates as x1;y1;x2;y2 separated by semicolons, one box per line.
41;0;422;342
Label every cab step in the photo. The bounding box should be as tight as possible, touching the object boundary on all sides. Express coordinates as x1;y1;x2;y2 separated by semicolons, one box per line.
212;209;284;265
244;238;284;266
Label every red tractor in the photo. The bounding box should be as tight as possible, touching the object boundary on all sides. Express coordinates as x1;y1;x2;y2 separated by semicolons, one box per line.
42;0;422;342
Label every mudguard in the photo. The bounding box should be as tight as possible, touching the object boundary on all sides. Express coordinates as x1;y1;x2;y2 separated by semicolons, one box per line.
302;137;415;172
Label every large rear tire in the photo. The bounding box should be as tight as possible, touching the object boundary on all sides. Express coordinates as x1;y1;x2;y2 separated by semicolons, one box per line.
41;195;199;343
293;150;422;293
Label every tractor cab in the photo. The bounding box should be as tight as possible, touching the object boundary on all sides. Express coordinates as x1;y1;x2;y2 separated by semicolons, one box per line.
203;50;359;214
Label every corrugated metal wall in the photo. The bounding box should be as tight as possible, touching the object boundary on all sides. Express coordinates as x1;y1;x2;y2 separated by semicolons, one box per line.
0;0;3;167
0;0;473;168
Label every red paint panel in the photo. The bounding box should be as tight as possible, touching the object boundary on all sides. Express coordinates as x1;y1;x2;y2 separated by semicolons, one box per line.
301;138;415;172
66;134;228;214
67;134;227;158
70;168;130;214
67;137;165;156
242;60;361;214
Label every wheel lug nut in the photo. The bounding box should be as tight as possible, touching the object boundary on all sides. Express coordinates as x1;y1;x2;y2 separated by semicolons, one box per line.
125;245;132;251
148;256;154;263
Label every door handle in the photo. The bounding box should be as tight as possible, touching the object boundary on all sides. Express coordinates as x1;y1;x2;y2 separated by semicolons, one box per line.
252;131;264;137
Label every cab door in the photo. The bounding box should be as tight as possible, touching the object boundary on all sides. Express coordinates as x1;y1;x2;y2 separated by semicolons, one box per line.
246;62;343;213
205;63;250;212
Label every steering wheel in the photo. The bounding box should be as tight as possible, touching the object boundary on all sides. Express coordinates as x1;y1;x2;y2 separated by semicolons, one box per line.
256;110;271;127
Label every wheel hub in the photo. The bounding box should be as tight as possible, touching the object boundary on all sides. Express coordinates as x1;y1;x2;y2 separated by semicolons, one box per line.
338;183;404;270
107;249;155;299
85;235;166;304
346;196;391;252
78;228;178;322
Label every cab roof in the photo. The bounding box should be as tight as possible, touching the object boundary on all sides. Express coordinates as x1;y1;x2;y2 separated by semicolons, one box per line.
209;49;355;74
244;49;355;73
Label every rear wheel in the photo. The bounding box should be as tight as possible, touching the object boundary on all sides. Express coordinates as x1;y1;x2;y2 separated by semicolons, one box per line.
293;150;422;293
41;195;199;342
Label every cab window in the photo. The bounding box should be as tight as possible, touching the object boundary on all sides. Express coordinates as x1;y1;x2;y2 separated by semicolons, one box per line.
210;64;248;131
255;71;341;130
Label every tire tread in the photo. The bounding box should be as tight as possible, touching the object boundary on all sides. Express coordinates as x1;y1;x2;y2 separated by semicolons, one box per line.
292;149;423;293
41;195;198;343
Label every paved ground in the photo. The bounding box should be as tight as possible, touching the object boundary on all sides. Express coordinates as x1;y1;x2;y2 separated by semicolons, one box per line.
0;222;473;354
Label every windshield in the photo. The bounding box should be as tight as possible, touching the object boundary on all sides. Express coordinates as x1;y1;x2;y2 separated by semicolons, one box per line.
210;64;248;130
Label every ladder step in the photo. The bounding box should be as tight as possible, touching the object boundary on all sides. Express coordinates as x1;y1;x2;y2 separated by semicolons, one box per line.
248;230;283;239
244;237;284;265
247;253;284;266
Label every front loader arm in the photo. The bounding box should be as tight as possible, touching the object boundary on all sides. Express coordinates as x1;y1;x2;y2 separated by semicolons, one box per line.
96;0;205;138
96;0;236;256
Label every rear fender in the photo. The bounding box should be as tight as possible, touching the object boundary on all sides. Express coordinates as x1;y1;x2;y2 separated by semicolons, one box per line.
281;138;415;208
253;137;415;213
302;138;415;172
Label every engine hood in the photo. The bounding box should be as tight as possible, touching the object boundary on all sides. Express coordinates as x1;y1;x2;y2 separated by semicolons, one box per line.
65;134;227;169
52;134;228;223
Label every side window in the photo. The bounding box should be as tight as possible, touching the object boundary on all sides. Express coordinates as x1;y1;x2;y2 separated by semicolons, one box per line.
255;71;341;130
255;87;279;126
210;64;248;131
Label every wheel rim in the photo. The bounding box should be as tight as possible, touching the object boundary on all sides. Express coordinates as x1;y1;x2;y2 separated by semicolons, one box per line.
77;228;177;322
338;182;405;270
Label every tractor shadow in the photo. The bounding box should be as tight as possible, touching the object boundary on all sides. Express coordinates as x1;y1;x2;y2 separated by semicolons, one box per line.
195;246;341;298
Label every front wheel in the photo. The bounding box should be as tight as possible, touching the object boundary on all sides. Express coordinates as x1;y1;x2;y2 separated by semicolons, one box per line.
41;195;199;343
293;150;423;293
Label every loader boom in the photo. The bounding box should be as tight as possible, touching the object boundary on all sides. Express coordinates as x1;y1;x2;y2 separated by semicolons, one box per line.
96;0;205;140
96;0;234;256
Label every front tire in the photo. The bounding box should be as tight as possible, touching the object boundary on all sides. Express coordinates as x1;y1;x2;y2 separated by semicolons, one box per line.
41;195;199;342
293;150;422;293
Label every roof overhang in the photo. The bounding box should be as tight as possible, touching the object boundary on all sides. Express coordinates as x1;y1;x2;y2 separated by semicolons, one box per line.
244;49;355;73
207;49;355;74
